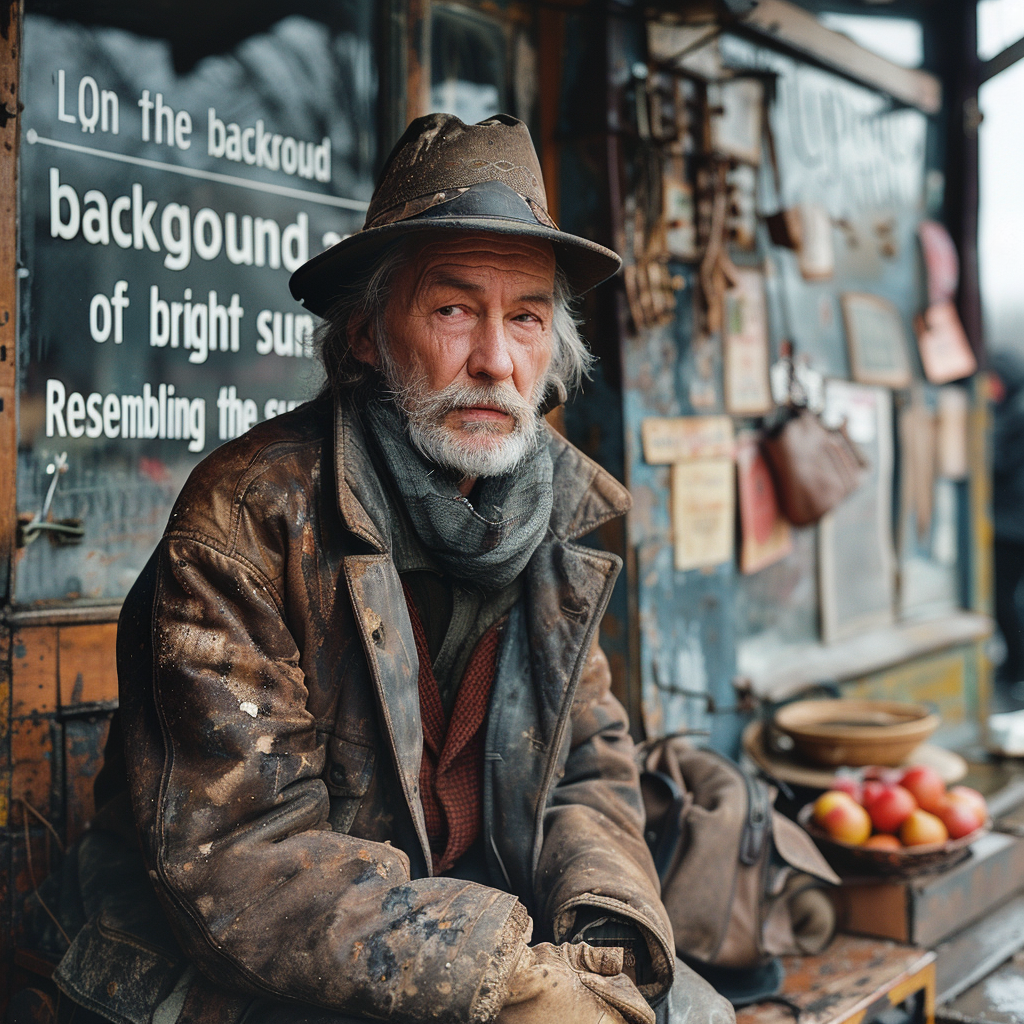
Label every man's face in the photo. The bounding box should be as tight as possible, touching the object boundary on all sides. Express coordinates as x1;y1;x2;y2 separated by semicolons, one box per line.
362;231;557;479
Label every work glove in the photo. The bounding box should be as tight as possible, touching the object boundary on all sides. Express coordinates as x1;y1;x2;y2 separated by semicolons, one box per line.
496;942;655;1024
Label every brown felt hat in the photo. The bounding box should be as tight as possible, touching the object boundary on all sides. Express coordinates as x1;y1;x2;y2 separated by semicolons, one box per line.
289;112;622;317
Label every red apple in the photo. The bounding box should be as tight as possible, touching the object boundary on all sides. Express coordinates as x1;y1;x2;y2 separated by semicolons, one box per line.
869;785;918;834
947;786;988;819
939;798;983;839
822;800;872;846
863;833;903;851
900;809;949;846
861;780;886;808
813;790;857;827
899;765;947;814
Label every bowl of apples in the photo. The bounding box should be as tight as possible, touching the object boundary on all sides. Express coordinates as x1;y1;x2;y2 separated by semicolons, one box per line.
797;764;990;878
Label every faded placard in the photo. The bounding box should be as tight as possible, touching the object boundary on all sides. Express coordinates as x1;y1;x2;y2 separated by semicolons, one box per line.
671;459;735;572
708;78;763;165
642;415;735;464
841;292;913;388
736;434;792;574
936;386;969;480
724;268;772;416
915;301;977;385
795;203;835;281
819;382;896;642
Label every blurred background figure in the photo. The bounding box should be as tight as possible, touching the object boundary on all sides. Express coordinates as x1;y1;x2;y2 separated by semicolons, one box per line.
990;351;1024;701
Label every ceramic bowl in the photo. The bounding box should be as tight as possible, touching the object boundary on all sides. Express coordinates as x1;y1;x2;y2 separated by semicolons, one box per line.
774;699;940;768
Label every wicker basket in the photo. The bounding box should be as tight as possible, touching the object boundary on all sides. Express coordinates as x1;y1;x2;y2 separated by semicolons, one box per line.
796;803;989;879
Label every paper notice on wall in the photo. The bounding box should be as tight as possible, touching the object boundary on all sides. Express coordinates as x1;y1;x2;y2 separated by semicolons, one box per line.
936;386;969;480
735;434;792;574
915;301;977;385
671;458;735;571
642;415;734;464
723;268;772;416
795;203;835;281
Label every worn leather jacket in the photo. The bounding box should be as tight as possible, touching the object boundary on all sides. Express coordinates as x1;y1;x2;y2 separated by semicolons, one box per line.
65;397;675;1024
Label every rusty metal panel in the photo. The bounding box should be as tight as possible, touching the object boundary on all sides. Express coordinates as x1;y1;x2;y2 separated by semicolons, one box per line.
11;628;57;718
0;0;20;603
8;827;57;958
58;623;118;709
63;715;112;846
9;719;53;827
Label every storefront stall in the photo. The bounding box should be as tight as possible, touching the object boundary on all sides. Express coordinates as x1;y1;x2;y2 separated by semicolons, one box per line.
0;0;1004;1010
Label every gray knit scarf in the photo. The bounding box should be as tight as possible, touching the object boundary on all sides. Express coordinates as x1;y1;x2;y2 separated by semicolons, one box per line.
364;399;554;590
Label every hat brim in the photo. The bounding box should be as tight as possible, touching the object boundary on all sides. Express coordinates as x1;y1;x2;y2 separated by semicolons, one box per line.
289;217;622;318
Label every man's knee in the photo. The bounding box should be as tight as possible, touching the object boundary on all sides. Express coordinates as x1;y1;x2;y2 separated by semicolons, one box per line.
656;960;735;1024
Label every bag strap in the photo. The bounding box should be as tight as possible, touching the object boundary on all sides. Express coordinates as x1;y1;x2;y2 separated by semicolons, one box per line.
639;770;688;884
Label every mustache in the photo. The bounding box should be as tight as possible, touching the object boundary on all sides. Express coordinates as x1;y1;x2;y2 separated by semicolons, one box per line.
420;382;535;423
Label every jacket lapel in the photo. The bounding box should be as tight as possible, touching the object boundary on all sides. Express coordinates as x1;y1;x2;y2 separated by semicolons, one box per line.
344;554;433;872
484;539;622;907
335;403;433;870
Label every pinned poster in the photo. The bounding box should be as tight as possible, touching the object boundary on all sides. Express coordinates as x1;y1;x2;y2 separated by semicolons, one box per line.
724;268;772;416
671;459;735;572
915;301;977;385
936;386;969;480
841;292;913;389
641;415;734;464
736;434;792;574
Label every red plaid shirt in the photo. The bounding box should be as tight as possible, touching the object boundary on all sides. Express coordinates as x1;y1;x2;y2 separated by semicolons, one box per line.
404;590;500;874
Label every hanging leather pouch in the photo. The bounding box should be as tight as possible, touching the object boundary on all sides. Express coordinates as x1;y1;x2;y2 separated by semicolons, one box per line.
761;408;866;527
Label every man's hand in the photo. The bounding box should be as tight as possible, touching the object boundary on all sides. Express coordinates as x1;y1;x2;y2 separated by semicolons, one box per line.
497;942;655;1024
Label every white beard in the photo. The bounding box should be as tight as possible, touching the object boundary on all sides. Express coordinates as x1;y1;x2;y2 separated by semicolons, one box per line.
380;359;545;479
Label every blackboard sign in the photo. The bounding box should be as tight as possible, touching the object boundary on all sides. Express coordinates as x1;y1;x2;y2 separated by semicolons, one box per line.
16;10;377;602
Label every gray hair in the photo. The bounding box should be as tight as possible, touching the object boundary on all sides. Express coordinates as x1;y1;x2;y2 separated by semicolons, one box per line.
314;238;593;402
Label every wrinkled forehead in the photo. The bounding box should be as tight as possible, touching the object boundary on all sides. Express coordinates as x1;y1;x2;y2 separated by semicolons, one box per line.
401;231;557;291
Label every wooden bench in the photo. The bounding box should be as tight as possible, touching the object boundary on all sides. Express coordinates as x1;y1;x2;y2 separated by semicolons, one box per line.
737;934;936;1024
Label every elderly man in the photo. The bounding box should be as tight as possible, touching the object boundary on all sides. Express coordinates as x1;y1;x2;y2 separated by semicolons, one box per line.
24;114;733;1024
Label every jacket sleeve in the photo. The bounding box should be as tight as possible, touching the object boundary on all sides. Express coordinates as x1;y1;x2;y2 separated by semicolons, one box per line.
120;537;529;1024
534;641;675;1003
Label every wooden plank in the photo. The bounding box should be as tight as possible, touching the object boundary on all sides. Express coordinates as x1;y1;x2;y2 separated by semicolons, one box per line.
736;0;941;114
5;603;122;627
934;892;1024;1004
10;718;52;824
0;0;20;603
10;627;58;717
743;612;992;699
538;7;566;225
58;622;119;707
736;934;934;1024
832;880;911;942
941;950;1024;1024
405;0;430;124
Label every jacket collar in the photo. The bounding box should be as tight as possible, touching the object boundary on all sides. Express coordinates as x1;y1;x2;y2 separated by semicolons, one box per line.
333;399;632;554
